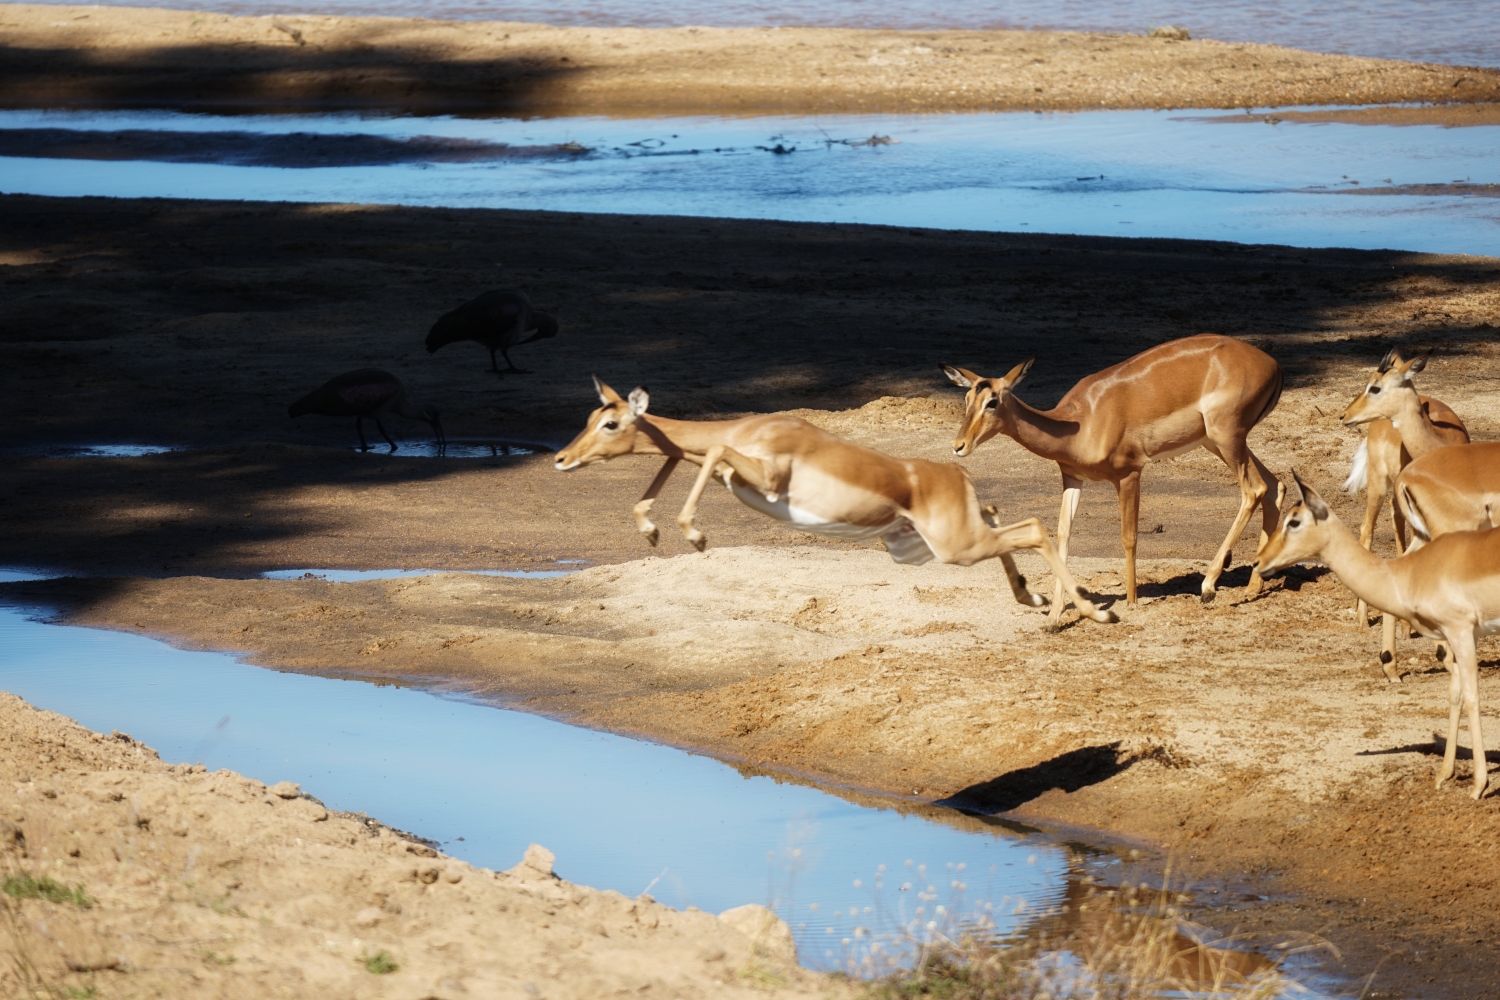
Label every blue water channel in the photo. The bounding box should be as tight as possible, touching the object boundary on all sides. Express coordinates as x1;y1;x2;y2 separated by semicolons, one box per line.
2;107;1496;255
0;597;1082;971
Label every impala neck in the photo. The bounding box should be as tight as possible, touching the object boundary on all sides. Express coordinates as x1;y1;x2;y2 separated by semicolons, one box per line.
1001;395;1084;462
630;415;729;462
1314;517;1410;621
1389;389;1448;458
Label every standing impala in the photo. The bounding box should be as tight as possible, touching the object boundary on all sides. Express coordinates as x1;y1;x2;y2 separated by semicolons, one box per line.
1257;472;1500;800
554;378;1117;626
1342;349;1493;680
943;334;1282;624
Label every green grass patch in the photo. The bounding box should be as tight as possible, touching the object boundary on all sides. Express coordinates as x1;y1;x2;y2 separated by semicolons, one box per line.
362;950;399;975
2;872;93;908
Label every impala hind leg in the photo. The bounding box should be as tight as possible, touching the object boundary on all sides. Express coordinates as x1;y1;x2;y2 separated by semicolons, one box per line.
1201;440;1270;602
632;457;681;546
1442;631;1488;799
1047;476;1084;628
991;517;1117;626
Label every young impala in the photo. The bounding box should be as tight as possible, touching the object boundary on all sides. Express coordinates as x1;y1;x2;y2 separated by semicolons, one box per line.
943;334;1282;624
1340;350;1471;673
1257;472;1500;800
554;378;1117;626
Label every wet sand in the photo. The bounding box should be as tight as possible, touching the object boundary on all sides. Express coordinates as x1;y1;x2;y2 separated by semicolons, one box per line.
3;3;1499;115
3;193;1500;995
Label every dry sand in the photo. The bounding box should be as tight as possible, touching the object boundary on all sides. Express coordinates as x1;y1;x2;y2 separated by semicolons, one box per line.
0;692;837;999
3;195;1500;996
2;4;1499;115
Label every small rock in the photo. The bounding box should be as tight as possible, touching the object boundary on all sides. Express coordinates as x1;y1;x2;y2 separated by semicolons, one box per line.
270;781;301;799
405;842;438;858
1148;25;1191;40
443;866;464;884
353;907;383;927
718;904;797;962
417;865;440;885
506;843;557;881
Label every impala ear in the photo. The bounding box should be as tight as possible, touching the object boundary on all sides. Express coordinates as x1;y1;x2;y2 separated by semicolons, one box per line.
627;386;650;418
1004;357;1035;388
1404;350;1430;376
1275;479;1287;510
1291;469;1329;521
941;365;978;389
1376;348;1401;374
593;375;623;406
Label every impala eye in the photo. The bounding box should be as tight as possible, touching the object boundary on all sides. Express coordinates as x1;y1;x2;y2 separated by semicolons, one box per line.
1367;385;1381;394
1287;518;1301;529
603;420;619;431
985;397;999;409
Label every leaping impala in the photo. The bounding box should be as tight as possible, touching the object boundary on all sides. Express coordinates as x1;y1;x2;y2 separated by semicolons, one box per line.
1340;352;1467;630
553;378;1117;626
1257;472;1500;800
1341;349;1494;681
943;334;1282;624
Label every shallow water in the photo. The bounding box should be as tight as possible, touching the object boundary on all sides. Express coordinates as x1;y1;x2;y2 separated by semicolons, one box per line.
2;107;1497;254
0;602;1081;970
260;566;577;580
2;443;179;458
20;0;1499;68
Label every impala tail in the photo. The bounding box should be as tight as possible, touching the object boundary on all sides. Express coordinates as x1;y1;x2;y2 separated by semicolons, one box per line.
1343;439;1369;494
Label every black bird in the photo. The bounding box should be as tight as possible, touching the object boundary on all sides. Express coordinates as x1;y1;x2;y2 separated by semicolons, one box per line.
288;369;444;453
426;289;558;374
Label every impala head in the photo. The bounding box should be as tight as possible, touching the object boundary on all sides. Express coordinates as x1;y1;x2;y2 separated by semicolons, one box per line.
1341;348;1427;427
554;377;650;471
1255;470;1336;577
941;358;1034;457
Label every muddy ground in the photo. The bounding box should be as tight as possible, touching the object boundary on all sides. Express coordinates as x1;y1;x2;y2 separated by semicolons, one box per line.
0;692;831;999
3;194;1500;997
3;4;1500;116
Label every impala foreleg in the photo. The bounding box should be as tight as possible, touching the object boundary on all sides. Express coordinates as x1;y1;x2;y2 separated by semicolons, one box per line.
1438;662;1462;791
1048;477;1083;628
677;447;725;550
992;517;1117;626
1452;632;1488;799
632;457;682;546
675;446;775;551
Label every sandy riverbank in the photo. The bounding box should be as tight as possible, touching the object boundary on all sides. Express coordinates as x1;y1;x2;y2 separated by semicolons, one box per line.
0;692;836;999
2;4;1499;115
3;194;1500;996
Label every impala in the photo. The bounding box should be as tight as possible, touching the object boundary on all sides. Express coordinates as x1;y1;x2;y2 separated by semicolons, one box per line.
554;378;1117;626
943;334;1282;624
1257;472;1500;800
1342;349;1494;680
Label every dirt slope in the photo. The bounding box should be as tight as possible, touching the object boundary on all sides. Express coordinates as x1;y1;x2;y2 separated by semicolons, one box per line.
0;691;839;1000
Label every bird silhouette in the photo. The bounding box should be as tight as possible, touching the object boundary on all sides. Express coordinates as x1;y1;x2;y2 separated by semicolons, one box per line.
426;289;558;374
288;369;444;453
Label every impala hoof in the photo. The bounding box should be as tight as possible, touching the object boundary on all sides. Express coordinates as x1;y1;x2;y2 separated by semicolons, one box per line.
1200;590;1216;604
644;529;660;547
1095;609;1120;624
690;535;707;552
1029;594;1047;608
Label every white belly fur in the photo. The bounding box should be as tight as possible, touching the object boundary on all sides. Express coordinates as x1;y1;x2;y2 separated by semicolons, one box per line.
1149;438;1204;463
729;482;936;565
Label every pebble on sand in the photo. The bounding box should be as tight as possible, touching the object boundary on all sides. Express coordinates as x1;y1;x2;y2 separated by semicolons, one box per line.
270;781;301;799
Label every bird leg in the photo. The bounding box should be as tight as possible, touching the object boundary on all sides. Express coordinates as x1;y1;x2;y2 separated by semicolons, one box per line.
355;416;372;452
487;347;502;375
498;347;532;375
374;416;398;452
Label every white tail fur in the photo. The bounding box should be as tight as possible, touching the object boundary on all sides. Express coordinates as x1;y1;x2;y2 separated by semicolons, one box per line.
1399;483;1433;543
1343;438;1369;494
